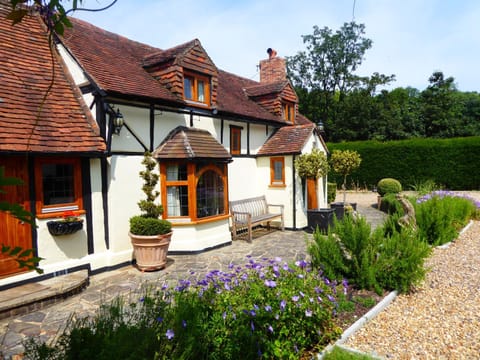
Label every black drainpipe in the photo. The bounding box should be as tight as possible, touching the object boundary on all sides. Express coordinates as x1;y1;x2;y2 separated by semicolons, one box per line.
292;155;297;230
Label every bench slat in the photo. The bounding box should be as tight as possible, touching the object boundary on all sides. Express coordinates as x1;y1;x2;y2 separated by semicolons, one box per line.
229;195;284;242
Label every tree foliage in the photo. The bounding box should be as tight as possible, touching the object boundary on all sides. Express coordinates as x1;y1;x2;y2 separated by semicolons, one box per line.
295;148;329;179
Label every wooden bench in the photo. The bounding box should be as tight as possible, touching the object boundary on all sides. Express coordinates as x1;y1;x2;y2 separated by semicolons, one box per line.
229;195;284;242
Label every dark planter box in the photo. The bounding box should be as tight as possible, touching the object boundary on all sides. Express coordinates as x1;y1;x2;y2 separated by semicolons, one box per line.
307;208;335;233
47;220;83;236
330;202;357;220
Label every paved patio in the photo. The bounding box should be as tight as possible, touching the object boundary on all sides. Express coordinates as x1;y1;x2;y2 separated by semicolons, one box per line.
0;193;386;358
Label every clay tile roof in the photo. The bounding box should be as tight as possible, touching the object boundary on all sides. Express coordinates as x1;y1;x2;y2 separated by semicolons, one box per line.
217;70;287;124
244;81;289;97
142;39;198;67
62;18;179;102
0;4;105;154
153;126;232;162
257;124;316;156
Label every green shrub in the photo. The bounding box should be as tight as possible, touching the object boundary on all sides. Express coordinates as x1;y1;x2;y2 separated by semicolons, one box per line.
309;215;381;293
324;345;376;359
327;182;337;203
379;193;404;215
415;191;478;245
374;225;431;293
327;137;480;190
377;178;402;197
408;178;441;195
129;216;172;236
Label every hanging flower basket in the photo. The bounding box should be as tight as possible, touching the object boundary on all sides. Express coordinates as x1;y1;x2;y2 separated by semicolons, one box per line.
47;211;84;236
47;220;84;236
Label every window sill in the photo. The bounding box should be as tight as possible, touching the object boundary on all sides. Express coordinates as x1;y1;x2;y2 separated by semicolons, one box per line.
169;214;230;226
37;210;86;220
269;184;286;188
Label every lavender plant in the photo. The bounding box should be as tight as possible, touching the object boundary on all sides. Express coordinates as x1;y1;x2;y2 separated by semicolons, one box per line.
23;257;345;359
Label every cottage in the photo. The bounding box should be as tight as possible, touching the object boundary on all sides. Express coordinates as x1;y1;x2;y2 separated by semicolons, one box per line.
0;5;328;287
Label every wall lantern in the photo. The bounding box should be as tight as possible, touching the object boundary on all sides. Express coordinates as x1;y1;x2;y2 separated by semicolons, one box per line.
113;108;124;135
316;121;325;133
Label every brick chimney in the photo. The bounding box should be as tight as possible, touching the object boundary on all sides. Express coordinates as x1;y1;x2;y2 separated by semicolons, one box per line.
259;48;286;83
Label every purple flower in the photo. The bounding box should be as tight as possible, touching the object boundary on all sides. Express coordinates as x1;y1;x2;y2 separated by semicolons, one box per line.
156;316;163;323
267;324;274;333
280;299;287;311
182;319;187;328
222;311;227;320
250;320;255;331
305;309;313;317
250;309;256;317
295;259;308;269
166;329;174;340
264;279;277;288
264;305;272;312
292;295;300;302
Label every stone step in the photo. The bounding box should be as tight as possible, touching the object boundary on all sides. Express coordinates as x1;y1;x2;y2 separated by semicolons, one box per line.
0;270;89;320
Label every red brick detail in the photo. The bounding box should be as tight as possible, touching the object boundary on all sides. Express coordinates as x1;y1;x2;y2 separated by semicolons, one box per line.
143;40;218;107
259;57;287;83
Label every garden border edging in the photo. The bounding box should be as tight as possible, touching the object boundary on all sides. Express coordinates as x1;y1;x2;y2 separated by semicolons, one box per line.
317;290;398;359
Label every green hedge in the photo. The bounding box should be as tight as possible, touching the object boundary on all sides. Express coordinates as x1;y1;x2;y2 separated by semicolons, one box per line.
327;137;480;190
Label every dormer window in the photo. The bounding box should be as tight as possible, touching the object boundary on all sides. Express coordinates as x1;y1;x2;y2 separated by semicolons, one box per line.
184;71;210;106
282;101;295;123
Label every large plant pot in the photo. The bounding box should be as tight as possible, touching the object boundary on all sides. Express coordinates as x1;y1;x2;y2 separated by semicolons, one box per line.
329;202;357;220
307;208;335;233
129;232;172;271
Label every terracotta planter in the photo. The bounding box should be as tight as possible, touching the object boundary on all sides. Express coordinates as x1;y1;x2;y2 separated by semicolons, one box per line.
129;232;172;271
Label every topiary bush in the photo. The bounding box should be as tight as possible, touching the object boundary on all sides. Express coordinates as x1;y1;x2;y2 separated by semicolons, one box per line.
379;193;404;215
377;178;402;197
129;216;172;236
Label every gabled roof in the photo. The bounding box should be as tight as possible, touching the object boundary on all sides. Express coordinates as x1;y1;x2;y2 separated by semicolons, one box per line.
63;18;179;102
62;18;289;125
0;4;105;154
244;80;290;97
142;39;197;67
257;124;316;156
153;126;232;162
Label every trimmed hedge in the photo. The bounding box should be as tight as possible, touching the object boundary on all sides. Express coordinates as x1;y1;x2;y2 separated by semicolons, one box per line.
327;137;480;190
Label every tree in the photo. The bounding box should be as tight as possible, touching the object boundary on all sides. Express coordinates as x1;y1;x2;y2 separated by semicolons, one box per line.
420;71;462;138
330;150;361;204
286;21;395;137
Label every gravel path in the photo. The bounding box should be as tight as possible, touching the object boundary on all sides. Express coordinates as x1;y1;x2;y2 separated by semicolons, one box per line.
344;219;480;359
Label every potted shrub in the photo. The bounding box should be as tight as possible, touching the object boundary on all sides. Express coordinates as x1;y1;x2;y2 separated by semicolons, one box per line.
329;149;361;219
295;148;333;232
129;152;172;271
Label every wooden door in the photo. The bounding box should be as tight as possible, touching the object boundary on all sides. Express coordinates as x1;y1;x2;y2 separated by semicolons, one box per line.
306;178;318;210
0;157;32;278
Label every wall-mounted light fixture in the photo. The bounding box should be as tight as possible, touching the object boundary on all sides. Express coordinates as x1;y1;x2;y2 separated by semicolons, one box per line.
113;108;124;135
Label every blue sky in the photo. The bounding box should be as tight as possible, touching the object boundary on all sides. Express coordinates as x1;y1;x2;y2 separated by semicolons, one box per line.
73;0;480;92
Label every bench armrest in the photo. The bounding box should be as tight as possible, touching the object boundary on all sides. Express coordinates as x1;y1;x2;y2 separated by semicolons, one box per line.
267;203;284;210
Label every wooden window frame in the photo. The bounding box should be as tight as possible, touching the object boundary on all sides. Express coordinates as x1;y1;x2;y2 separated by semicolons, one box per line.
282;102;295;123
270;157;285;187
160;161;228;223
230;126;242;155
183;70;211;107
34;157;83;218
